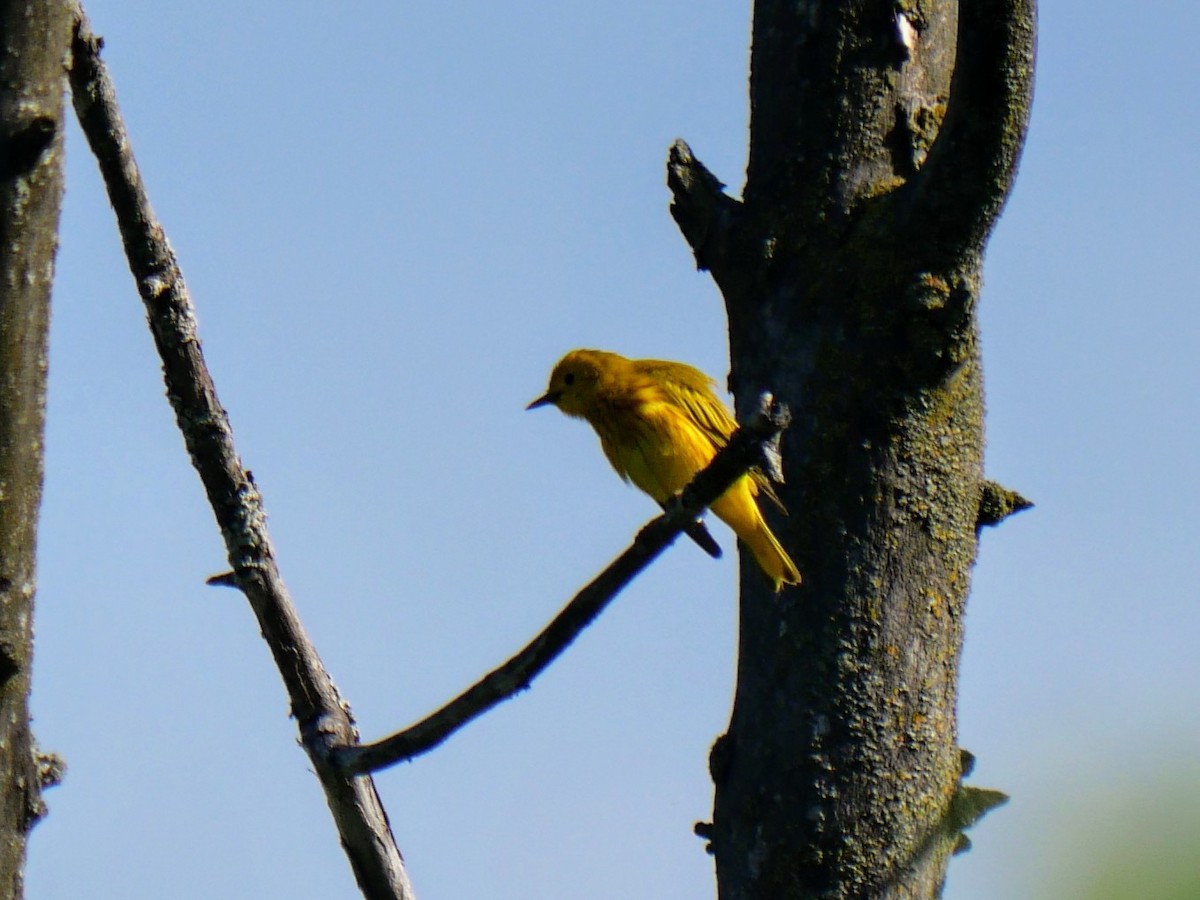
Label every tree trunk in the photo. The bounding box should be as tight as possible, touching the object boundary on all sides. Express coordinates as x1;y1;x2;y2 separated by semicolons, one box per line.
0;0;71;895
670;1;1035;896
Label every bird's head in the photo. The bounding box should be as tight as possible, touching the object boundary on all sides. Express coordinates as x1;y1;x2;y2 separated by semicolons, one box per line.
526;349;608;418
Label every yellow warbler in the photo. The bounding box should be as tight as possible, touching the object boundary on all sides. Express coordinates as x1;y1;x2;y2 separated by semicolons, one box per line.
527;349;801;590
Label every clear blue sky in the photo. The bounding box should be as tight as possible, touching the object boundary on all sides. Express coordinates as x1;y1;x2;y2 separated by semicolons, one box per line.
26;2;1199;897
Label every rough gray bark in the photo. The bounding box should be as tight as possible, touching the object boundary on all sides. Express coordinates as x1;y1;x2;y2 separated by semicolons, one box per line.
0;1;71;895
670;1;1035;896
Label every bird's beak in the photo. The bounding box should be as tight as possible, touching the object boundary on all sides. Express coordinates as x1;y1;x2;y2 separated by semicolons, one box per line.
525;391;559;411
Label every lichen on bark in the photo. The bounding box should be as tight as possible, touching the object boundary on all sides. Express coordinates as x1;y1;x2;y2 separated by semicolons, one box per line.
669;1;1036;896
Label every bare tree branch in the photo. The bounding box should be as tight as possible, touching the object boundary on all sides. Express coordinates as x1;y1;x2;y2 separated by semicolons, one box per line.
66;8;413;898
335;396;791;777
903;0;1038;258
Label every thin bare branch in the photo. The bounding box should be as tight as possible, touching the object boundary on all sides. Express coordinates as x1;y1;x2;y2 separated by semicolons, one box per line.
335;395;792;777
66;7;413;898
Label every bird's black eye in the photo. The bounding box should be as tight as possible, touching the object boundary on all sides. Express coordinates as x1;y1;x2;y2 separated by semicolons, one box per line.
563;372;576;385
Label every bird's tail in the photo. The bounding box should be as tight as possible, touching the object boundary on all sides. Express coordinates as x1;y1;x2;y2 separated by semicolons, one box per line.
712;483;801;591
743;521;802;591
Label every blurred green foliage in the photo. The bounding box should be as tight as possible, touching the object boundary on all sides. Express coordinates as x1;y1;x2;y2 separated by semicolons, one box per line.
1044;763;1200;899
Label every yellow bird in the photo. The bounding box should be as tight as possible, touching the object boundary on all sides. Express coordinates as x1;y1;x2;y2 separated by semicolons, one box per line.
527;349;801;590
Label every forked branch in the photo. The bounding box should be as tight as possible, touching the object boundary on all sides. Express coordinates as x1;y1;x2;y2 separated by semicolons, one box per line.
904;0;1037;256
65;4;795;895
67;8;413;898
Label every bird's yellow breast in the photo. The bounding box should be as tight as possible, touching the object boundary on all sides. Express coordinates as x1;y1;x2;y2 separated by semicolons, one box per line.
590;397;718;503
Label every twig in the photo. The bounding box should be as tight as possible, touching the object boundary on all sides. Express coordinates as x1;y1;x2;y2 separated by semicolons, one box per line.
976;480;1033;529
335;395;790;776
66;7;414;898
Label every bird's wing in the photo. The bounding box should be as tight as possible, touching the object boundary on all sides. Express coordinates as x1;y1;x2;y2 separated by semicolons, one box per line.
754;475;787;513
640;360;788;514
638;360;737;448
